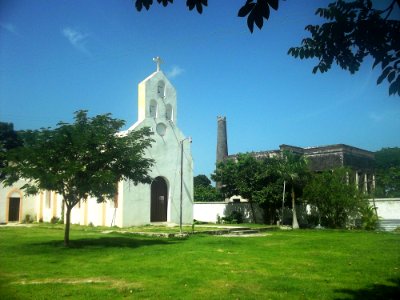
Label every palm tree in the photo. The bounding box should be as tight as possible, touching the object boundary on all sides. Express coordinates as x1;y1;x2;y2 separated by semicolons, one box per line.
278;151;309;229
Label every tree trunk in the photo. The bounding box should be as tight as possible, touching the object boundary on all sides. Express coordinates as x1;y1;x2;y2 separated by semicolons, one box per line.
61;200;65;223
291;186;299;229
249;200;257;223
64;205;72;246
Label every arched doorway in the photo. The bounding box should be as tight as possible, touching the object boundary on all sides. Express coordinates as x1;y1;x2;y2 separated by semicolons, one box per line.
151;177;168;222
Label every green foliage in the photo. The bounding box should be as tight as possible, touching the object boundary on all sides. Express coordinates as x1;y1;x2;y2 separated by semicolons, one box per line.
193;174;212;187
212;154;264;223
375;147;400;197
193;174;222;202
135;0;207;13
134;1;399;95
50;216;61;224
22;214;34;224
194;185;222;202
212;152;310;225
0;122;23;180
221;210;244;224
359;204;379;230
276;151;310;228
134;0;280;33
238;0;279;33
1;110;154;245
303;168;367;228
288;0;400;96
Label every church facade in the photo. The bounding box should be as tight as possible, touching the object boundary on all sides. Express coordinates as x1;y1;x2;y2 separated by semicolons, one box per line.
0;62;194;227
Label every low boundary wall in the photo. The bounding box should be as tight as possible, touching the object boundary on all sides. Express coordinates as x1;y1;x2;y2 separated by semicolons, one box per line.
370;198;400;231
194;198;400;230
193;202;263;223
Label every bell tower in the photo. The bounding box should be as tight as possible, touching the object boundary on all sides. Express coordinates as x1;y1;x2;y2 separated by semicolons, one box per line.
137;57;177;126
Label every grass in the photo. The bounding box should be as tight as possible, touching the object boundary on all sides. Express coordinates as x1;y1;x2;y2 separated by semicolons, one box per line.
0;225;399;299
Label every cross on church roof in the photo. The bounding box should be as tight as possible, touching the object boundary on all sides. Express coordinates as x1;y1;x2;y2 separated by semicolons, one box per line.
153;56;163;72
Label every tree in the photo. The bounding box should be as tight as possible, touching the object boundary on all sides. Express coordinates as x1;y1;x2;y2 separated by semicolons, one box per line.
133;0;400;96
252;157;285;224
212;153;292;224
194;174;212;187
288;0;400;96
0;122;22;180
212;154;261;222
277;151;310;229
194;185;222;202
303;167;366;228
193;174;222;202
134;0;279;32
375;147;400;197
1;111;154;246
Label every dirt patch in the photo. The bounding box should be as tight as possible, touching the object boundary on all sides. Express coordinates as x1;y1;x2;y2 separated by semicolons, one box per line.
220;233;271;237
16;277;141;289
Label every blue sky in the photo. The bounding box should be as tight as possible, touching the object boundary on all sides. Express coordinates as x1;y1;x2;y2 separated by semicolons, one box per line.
1;0;399;177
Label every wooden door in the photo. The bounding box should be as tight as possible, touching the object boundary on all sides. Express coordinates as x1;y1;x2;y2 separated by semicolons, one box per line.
151;177;168;222
8;197;20;222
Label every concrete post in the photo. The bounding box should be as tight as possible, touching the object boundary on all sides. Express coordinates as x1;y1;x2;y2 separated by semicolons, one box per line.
355;172;359;190
372;174;376;190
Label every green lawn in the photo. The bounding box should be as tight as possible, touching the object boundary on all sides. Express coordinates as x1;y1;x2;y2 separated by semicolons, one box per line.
0;225;399;299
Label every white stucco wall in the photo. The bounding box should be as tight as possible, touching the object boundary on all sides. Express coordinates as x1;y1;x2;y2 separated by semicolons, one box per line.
120;70;193;227
371;198;400;219
120;122;193;226
0;180;40;223
193;202;227;223
193;202;261;223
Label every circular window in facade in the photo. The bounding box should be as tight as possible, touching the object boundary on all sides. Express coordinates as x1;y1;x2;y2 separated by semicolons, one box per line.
156;122;167;137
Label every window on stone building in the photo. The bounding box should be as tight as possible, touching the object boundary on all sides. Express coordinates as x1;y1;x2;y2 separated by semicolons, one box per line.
165;104;173;121
149;99;157;118
157;80;165;98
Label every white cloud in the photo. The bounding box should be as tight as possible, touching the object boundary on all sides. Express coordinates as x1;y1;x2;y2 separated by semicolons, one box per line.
369;112;383;123
167;66;184;78
1;23;18;35
62;27;90;54
368;109;400;123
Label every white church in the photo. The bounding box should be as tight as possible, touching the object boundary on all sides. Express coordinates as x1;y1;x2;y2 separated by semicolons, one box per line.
0;58;194;227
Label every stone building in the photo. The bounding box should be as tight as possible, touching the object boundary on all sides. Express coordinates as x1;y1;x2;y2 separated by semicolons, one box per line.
241;144;375;193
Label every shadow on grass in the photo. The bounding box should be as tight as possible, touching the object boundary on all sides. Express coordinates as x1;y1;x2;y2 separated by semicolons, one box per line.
335;278;400;300
28;235;182;250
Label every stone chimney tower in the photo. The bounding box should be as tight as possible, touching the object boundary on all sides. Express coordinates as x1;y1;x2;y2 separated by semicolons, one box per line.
216;116;228;164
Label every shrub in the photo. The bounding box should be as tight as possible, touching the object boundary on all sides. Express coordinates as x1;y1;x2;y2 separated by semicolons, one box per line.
50;216;60;224
216;214;221;224
222;211;243;224
23;214;34;224
359;204;379;230
303;168;366;228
